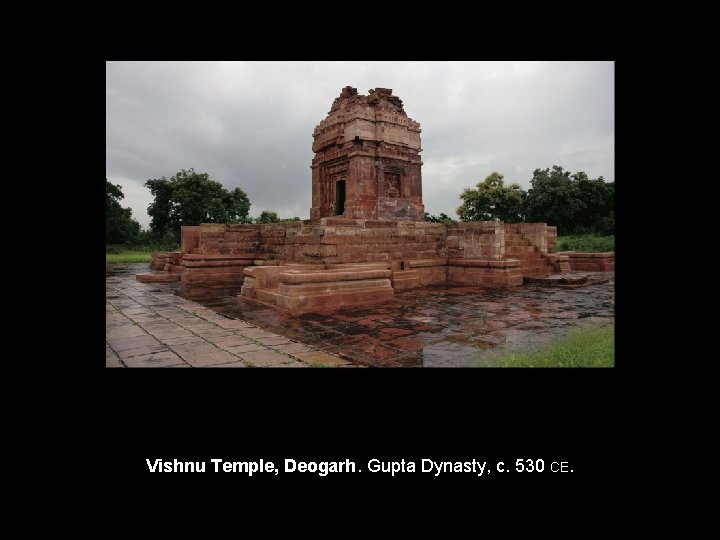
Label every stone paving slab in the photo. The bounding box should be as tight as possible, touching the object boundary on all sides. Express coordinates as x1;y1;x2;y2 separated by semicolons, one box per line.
108;263;614;368
106;263;354;368
171;269;615;368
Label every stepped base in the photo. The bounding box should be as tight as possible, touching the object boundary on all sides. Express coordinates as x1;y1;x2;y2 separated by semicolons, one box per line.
524;272;612;288
240;263;395;314
136;273;181;283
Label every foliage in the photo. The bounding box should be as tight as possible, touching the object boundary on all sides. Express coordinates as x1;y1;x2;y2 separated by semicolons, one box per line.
281;216;301;222
106;179;141;244
145;168;251;240
255;210;280;224
457;172;526;223
424;212;456;224
493;324;614;367
524;166;614;235
106;250;153;264
557;235;614;252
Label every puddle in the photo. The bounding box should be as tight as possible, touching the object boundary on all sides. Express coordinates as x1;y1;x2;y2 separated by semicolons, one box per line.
110;264;614;367
174;275;614;368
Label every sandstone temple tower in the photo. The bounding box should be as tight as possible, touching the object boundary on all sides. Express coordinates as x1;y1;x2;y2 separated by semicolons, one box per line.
310;86;424;221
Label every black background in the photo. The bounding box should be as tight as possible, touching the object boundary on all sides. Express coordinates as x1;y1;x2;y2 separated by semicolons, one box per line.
103;26;636;494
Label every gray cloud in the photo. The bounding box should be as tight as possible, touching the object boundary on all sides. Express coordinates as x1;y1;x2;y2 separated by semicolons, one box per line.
106;61;614;228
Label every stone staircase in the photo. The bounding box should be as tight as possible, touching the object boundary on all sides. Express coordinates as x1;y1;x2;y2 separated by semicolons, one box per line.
504;227;552;279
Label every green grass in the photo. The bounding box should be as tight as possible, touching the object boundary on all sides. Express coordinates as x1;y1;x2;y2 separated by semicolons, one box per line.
106;250;153;264
493;324;614;367
557;234;614;252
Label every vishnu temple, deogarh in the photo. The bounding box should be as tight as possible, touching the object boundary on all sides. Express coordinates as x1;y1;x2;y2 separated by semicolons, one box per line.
137;86;614;314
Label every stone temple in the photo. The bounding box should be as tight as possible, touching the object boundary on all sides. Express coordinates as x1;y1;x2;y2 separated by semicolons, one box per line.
138;86;614;314
311;87;424;221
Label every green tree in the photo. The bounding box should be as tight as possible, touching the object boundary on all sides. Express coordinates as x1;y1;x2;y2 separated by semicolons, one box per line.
255;210;280;224
424;212;456;223
145;169;251;240
106;179;141;244
524;166;613;234
572;175;614;233
456;172;526;222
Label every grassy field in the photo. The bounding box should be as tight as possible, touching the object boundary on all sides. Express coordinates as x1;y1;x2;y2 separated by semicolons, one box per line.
557;234;614;252
106;250;152;264
492;324;614;367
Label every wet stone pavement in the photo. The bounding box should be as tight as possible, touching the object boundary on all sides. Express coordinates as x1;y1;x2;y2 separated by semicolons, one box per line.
106;264;357;368
107;263;614;368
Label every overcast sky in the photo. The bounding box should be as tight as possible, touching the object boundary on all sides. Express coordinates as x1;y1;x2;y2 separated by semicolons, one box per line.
106;61;613;228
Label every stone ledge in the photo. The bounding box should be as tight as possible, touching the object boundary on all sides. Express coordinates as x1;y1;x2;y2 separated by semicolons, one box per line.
558;251;614;258
279;269;392;284
182;259;254;267
183;253;258;260
136;273;181;283
404;258;447;268
448;258;521;268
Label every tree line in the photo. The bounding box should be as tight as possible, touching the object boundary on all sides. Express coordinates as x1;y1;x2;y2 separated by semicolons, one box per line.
106;169;299;247
107;164;613;247
453;165;614;235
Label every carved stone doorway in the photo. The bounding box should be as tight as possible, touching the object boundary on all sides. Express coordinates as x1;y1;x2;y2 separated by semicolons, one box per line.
335;180;346;215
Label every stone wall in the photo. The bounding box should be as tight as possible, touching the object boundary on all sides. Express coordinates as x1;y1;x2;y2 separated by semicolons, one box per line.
547;226;557;253
143;219;594;295
505;222;548;254
254;218;445;270
559;252;615;272
181;226;201;255
445;221;505;260
197;223;260;255
447;258;524;288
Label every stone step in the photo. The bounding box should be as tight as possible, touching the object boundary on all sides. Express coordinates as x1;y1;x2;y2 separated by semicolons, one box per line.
508;251;542;260
505;245;537;253
523;268;550;278
519;260;548;268
521;267;552;275
136;273;181;283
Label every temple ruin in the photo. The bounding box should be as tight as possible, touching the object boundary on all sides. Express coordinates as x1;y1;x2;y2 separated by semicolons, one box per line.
138;86;614;314
311;87;424;221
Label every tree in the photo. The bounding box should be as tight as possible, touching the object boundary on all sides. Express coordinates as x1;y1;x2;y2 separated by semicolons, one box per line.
456;172;526;223
572;175;614;234
145;169;251;240
424;212;456;224
106;179;140;244
524;166;577;232
255;210;280;224
524;166;613;234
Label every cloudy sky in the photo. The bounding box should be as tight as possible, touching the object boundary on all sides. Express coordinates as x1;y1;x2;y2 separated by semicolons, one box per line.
106;61;613;228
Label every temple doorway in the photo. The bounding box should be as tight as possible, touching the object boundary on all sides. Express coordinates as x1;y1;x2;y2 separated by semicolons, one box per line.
335;180;345;215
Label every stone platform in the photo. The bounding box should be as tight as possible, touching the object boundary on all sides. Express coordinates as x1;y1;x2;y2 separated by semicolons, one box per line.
139;220;615;314
241;262;393;314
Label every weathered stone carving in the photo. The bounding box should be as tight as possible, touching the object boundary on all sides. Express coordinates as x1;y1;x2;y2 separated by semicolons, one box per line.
310;86;424;220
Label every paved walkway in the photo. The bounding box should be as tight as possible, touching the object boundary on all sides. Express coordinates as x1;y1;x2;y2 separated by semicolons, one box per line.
107;263;614;368
106;264;356;368
176;276;614;367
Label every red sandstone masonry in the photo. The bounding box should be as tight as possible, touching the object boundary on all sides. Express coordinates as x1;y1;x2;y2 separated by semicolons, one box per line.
136;87;611;309
446;258;523;288
446;221;504;260
547;226;557;254
310;87;424;221
142;219;609;308
559;251;615;272
241;262;395;314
